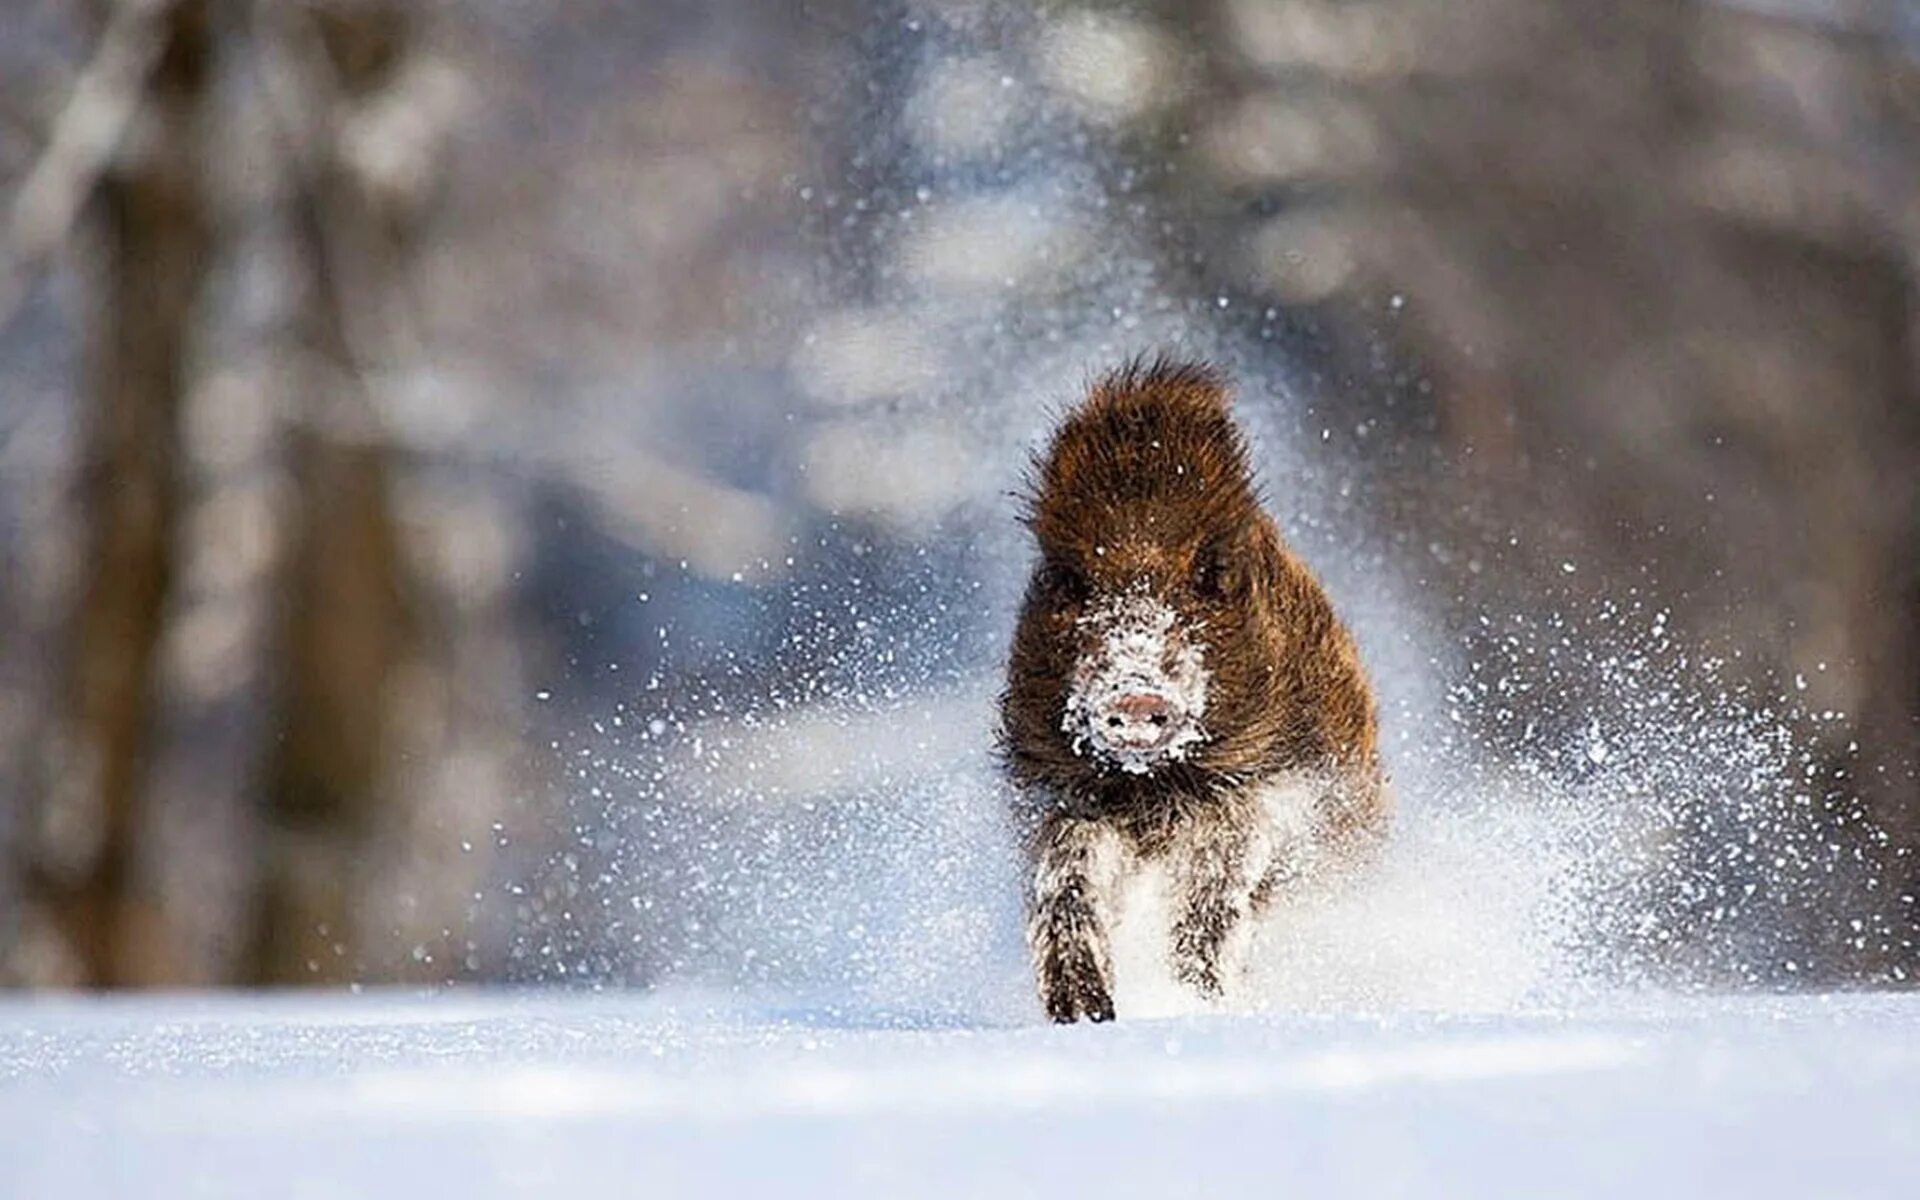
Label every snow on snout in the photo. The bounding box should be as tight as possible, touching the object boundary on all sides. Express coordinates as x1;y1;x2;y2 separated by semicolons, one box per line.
1062;590;1209;773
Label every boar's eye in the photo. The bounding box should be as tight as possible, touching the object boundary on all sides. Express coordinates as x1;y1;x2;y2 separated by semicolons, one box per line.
1037;558;1088;604
1191;545;1233;601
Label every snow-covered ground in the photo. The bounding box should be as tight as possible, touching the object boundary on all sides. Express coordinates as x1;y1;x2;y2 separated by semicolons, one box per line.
3;989;1916;1198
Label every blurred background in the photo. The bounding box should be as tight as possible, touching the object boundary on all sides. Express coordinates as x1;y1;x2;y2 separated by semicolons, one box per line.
0;0;1914;995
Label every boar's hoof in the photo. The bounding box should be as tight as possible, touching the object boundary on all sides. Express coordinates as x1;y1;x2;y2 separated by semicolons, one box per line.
1043;960;1115;1024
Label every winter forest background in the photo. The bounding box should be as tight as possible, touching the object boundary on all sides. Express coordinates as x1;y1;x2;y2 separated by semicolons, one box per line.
0;0;1915;1003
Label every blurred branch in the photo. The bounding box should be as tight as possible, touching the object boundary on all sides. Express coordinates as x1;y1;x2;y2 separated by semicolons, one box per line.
0;0;175;332
250;0;394;426
250;0;464;440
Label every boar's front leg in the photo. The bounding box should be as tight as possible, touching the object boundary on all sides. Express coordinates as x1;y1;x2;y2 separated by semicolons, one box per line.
1027;813;1127;1023
1168;818;1271;1002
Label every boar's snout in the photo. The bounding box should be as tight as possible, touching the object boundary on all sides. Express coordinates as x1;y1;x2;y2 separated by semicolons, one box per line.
1059;591;1210;775
1099;692;1177;749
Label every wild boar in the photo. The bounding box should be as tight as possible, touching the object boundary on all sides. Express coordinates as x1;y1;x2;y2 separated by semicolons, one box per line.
1000;356;1386;1022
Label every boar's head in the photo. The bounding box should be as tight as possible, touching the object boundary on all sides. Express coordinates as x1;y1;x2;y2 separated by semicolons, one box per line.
1001;358;1347;809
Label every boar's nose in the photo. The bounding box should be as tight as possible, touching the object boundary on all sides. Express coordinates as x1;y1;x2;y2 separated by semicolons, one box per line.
1101;692;1177;747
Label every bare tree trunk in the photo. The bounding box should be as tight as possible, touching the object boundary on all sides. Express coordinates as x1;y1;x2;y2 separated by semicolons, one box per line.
247;427;408;983
17;0;213;987
243;0;418;984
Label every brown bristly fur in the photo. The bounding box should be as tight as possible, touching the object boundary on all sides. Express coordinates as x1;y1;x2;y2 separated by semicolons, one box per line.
999;354;1386;1022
